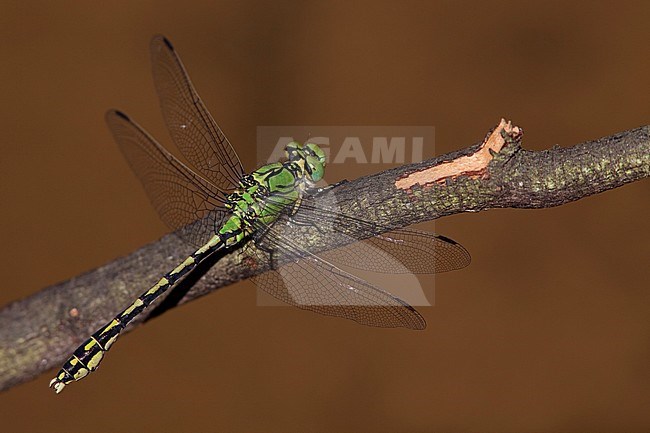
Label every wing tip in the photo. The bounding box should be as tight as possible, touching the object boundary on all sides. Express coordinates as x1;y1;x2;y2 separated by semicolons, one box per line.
105;109;131;123
436;234;458;245
162;36;174;50
151;34;174;51
436;234;472;269
114;110;129;121
407;306;427;330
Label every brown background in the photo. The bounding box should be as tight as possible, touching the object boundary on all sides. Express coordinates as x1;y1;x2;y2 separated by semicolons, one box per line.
1;1;649;432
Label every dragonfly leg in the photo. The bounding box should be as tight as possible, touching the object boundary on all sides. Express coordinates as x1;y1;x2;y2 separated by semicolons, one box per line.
286;198;327;234
249;220;280;259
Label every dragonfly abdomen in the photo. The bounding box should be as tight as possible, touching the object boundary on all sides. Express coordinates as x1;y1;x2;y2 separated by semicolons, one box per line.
49;234;225;393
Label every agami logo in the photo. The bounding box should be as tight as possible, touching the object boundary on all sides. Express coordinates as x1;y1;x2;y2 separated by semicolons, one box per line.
258;126;435;166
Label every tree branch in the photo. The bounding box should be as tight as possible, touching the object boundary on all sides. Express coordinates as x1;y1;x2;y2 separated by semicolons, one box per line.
1;119;648;392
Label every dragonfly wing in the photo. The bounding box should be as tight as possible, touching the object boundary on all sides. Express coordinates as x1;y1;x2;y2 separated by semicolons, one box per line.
286;196;471;274
249;220;426;330
106;109;227;247
150;35;245;191
321;229;471;274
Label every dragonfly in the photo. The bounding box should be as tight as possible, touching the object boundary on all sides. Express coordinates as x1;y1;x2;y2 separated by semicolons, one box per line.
49;35;470;393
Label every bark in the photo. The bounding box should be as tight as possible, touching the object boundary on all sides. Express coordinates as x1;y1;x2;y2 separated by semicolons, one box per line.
1;119;648;392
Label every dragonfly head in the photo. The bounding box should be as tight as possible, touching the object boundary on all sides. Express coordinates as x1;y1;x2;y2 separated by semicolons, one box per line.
285;141;326;182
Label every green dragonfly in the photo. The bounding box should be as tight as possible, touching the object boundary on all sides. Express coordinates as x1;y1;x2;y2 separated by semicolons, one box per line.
49;35;470;393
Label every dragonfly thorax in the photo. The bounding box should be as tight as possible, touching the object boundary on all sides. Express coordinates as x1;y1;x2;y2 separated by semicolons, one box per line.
221;142;328;233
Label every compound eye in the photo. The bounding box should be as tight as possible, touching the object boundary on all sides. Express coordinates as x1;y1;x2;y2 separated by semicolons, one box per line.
306;156;324;181
305;143;326;166
285;141;302;160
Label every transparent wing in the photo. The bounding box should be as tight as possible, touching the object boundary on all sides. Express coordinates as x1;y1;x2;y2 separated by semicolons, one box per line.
249;219;426;329
150;35;245;191
280;191;471;274
106;109;227;247
324;230;470;274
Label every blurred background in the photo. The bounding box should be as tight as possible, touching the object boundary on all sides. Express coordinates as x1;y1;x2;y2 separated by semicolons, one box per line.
1;1;649;431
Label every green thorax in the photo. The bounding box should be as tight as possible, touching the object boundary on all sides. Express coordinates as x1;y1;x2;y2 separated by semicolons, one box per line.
218;161;301;246
217;141;327;247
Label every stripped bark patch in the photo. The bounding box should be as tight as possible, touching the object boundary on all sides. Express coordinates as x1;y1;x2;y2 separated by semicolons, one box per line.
395;118;522;191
